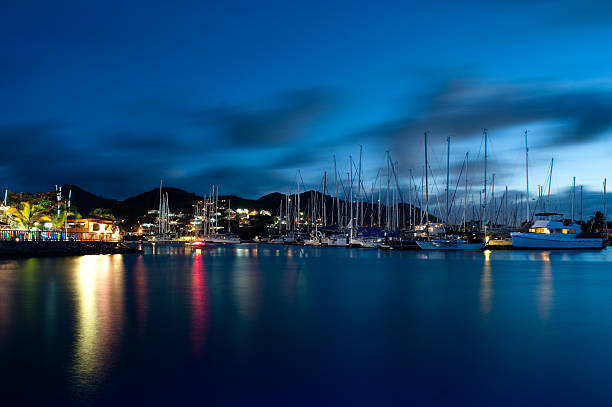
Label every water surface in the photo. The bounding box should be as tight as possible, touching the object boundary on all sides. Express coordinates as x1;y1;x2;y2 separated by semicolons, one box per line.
2;245;612;405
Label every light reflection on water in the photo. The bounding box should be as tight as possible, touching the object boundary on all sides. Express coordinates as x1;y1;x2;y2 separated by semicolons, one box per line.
72;255;125;392
1;246;612;405
480;252;493;317
190;249;209;357
538;252;553;322
133;256;149;336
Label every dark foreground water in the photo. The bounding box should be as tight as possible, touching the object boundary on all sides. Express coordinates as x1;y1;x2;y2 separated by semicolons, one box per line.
2;245;612;405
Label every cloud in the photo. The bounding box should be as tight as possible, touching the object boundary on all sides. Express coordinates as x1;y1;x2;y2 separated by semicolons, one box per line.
354;78;612;155
193;165;295;197
196;88;337;147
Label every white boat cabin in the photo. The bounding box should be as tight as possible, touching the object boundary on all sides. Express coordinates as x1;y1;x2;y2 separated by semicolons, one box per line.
528;213;580;235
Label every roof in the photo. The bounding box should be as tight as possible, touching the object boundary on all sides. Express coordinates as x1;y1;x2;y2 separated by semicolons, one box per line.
72;217;114;224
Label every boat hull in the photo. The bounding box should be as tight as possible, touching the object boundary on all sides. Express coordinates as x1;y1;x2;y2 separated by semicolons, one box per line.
416;240;485;250
511;233;604;249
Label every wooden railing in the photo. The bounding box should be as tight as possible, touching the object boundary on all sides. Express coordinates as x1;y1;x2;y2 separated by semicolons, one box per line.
0;229;119;242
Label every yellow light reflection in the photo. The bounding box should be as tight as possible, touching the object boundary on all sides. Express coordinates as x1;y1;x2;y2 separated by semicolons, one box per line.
538;256;553;322
72;255;125;389
480;252;493;317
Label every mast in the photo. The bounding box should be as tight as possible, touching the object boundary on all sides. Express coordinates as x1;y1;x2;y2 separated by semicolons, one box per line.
215;185;219;235
464;152;468;232
446;136;450;226
409;168;413;230
296;170;301;230
491;173;495;227
504;185;508;227
349;156;354;239
525;130;530;223
604;178;608;236
334;155;339;226
580;185;583;223
547;158;554;211
386;151;391;229
483;129;487;233
424;132;429;225
158;179;163;235
358;145;362;228
571;176;576;222
323;171;327;226
378;173;382;227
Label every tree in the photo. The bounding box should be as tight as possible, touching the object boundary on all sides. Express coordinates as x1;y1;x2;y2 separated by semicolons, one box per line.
89;208;116;220
51;206;82;230
7;202;51;231
585;211;605;232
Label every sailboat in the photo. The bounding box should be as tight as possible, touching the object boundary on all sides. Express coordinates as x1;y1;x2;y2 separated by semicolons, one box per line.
416;132;485;251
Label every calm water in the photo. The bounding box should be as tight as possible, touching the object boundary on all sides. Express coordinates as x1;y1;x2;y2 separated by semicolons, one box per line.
2;245;612;405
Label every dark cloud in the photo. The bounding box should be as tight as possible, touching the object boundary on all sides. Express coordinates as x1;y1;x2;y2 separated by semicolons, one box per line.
194;166;294;197
197;88;337;147
355;78;612;154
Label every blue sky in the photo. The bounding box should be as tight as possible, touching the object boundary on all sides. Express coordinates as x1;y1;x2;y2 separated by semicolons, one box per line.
1;0;611;217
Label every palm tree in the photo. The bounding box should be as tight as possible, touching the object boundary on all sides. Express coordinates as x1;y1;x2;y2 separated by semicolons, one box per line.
7;202;51;231
89;208;116;220
51;206;82;230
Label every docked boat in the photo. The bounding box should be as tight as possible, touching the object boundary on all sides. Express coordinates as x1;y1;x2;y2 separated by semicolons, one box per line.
190;240;213;248
303;232;330;246
416;238;485;250
348;236;382;248
511;213;604;249
203;234;241;244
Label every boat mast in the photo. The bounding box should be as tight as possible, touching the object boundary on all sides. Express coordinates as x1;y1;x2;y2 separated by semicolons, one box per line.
378;172;382;227
386;151;390;229
547;158;554;211
349;156;354;239
483;129;487;233
491;173;495;227
158;180;164;235
580;185;583;222
446;136;450;226
604;178;608;237
424;132;429;225
464;152;468;232
334;155;339;226
322;171;327;226
358;145;362;228
571;176;576;222
505;185;508;227
409;168;413;230
525;130;530;224
297;170;301;231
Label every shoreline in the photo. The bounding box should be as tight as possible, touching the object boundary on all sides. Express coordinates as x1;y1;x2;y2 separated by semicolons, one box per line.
0;241;143;258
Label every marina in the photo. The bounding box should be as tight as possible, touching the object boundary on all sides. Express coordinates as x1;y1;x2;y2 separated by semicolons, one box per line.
4;1;612;404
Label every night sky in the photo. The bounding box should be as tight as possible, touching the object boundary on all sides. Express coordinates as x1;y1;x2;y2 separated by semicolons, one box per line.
2;1;612;214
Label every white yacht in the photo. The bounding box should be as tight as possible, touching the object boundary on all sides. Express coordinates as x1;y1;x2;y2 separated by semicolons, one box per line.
511;213;604;249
